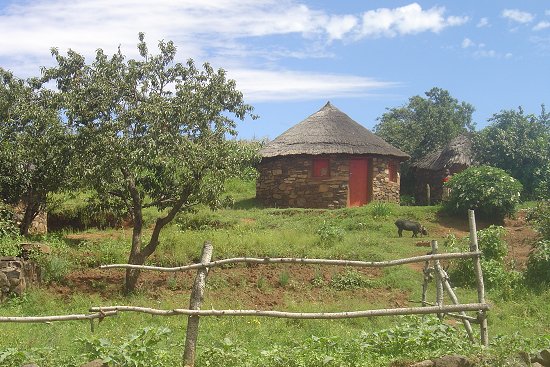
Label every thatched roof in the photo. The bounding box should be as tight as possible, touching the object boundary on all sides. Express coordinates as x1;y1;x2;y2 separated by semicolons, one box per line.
411;134;474;171
260;102;410;160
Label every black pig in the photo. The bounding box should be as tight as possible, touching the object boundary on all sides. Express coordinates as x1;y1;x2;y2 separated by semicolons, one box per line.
395;219;428;238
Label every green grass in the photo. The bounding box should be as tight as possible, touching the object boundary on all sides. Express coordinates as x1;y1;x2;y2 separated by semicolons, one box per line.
2;179;549;366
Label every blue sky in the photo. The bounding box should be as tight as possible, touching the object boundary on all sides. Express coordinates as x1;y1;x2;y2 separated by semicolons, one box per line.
1;0;549;140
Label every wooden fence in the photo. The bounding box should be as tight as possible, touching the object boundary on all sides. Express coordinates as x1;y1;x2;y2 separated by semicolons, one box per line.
1;210;489;366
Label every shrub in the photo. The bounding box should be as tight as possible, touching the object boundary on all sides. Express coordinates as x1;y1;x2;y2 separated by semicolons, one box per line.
524;200;550;287
81;327;172;367
330;269;374;290
369;201;393;218
316;221;345;244
0;202;18;237
39;255;73;284
443;166;522;221
525;240;550;287
526;200;550;240
0;236;20;257
444;226;520;293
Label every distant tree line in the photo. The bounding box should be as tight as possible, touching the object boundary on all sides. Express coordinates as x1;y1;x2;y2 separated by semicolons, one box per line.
374;87;550;200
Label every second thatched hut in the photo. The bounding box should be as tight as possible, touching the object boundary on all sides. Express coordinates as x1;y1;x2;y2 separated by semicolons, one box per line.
256;102;409;208
410;134;474;205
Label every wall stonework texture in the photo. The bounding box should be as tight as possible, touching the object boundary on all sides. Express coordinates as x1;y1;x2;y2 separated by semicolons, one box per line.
0;257;27;302
256;155;401;208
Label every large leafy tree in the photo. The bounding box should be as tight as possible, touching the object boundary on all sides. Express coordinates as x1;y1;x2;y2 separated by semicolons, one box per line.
374;87;475;195
374;87;476;161
0;68;72;235
44;33;255;294
473;106;550;199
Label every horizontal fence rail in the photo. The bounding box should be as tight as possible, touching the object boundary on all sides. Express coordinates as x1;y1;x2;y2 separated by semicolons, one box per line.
89;303;489;320
0;311;118;323
99;252;482;272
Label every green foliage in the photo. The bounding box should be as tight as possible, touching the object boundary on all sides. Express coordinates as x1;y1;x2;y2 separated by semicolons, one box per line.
526;200;550;240
330;269;374;290
374;87;475;162
38;255;73;284
198;316;478;367
175;210;236;231
278;270;291;287
0;347;63;367
201;337;253;367
525;201;550;286
0;202;18;237
316;221;345;244
477;225;508;262
473;106;550;200
359;316;474;360
81;327;172;367
525;240;550;287
374;88;475;195
42;33;255;292
443;166;522;221
0;68;73;235
0;236;20;257
369;201;393;218
445;226;521;293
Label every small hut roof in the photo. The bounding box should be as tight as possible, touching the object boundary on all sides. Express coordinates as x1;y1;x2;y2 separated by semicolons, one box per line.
260;102;409;160
411;134;474;171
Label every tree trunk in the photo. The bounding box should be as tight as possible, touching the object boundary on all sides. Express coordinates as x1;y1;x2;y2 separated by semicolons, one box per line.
124;220;144;295
19;198;40;236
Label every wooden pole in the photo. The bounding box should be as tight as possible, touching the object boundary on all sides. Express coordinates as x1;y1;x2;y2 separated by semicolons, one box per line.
468;209;489;346
431;241;444;320
421;260;431;307
89;303;489;319
183;242;213;367
100;252;481;272
435;266;475;342
0;311;117;323
426;184;431;206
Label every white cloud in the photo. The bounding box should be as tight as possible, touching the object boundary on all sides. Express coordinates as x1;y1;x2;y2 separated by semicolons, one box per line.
460;38;511;59
502;9;535;24
326;15;359;41
533;21;550;31
230;69;398;101
477;17;490;28
0;0;466;102
462;38;475;48
359;3;468;38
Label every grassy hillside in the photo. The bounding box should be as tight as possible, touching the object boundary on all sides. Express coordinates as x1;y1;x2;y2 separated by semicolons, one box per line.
1;179;549;366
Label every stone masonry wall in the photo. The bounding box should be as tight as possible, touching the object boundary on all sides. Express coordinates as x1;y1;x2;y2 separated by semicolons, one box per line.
256;155;401;208
256;155;349;208
371;157;401;203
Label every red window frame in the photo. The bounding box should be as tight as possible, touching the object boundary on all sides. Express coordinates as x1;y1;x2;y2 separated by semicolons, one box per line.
312;158;330;178
388;161;397;182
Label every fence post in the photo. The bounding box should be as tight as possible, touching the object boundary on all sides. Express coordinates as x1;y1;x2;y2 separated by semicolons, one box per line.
468;210;489;346
426;184;431;206
183;241;213;367
431;240;444;320
435;266;475;342
421;259;431;307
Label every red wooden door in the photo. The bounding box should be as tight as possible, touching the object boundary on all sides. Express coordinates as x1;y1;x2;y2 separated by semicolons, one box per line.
349;159;369;207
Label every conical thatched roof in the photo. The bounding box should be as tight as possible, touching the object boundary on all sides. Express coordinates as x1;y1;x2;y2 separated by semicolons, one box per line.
260;102;410;159
411;134;474;171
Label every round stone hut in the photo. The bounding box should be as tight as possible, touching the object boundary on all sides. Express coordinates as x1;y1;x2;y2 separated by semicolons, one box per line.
256;102;410;208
